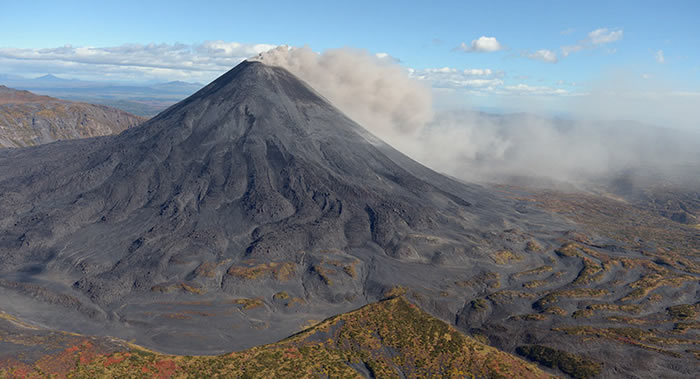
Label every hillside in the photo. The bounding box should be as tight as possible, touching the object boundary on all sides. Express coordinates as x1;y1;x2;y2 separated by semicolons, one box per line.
0;297;558;378
0;85;145;148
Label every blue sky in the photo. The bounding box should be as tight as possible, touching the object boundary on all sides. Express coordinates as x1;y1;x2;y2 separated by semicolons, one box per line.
1;0;699;127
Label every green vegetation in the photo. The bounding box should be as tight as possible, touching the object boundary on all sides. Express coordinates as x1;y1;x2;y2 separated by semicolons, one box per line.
286;297;305;308
543;306;568;316
151;282;206;295
516;344;602;379
667;304;697;320
523;279;547;289
470;298;489;311
620;273;696;302
273;291;290;300
193;260;228;278
490;249;522;264
572;258;603;285
1;298;555;378
511;314;548;321
230;297;264;310
587;303;641;314
526;240;543;252
530;192;700;271
554;326;694;357
673;321;700;333
310;264;333;285
555;242;582;258
383;285;407;298
512;265;553;279
343;264;357;278
487;290;536;304
533;288;609;309
455;271;501;289
227;261;296;281
572;309;594;319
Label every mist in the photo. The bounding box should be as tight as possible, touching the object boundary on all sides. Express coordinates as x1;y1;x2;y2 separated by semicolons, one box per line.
251;46;433;135
252;46;700;189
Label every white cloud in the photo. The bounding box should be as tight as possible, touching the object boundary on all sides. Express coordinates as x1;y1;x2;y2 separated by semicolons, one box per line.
561;44;584;57
523;49;558;63
588;28;624;45
463;68;493;76
655;49;665;64
410;66;572;98
421;67;494;76
0;41;277;82
456;36;503;52
561;28;623;57
502;83;569;96
411;66;504;92
560;28;575;35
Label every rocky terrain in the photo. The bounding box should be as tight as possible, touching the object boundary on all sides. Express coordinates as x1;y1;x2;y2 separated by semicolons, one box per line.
0;85;145;148
0;61;697;378
1;75;202;116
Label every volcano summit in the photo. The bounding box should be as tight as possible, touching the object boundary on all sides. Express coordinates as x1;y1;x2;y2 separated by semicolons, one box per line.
1;61;697;378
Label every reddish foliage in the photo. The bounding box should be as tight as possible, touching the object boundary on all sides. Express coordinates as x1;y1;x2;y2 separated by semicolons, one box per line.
0;358;33;378
152;359;179;378
103;354;127;367
32;339;100;377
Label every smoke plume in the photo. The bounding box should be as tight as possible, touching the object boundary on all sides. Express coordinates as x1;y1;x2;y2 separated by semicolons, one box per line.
253;46;700;188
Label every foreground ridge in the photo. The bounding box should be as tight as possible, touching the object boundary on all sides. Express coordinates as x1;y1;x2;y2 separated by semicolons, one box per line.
0;297;558;378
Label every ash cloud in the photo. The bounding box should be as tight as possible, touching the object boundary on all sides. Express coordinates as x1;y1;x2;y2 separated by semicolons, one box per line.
251;46;434;136
253;46;700;188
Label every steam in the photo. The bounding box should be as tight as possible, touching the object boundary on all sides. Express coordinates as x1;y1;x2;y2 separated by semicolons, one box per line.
253;46;700;188
252;46;433;136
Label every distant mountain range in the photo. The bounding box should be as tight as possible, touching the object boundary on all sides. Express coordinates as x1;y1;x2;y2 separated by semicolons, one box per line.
0;85;145;148
0;297;558;378
0;74;203;116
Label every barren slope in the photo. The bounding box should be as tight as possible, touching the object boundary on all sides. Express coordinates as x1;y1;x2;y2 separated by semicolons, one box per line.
0;85;144;148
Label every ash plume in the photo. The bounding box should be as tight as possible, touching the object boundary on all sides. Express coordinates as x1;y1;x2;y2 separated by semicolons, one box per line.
253;46;700;188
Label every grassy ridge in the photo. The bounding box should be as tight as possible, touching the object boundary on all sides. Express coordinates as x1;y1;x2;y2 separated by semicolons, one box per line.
1;297;555;378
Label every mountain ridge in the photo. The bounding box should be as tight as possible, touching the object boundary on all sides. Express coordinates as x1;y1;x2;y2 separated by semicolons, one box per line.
0;85;145;148
0;297;559;378
0;60;550;351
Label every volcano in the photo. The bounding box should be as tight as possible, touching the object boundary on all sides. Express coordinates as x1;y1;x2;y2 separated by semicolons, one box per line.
0;60;551;350
2;61;696;378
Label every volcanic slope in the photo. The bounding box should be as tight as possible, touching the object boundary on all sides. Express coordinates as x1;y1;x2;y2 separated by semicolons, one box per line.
0;85;144;148
0;60;555;348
